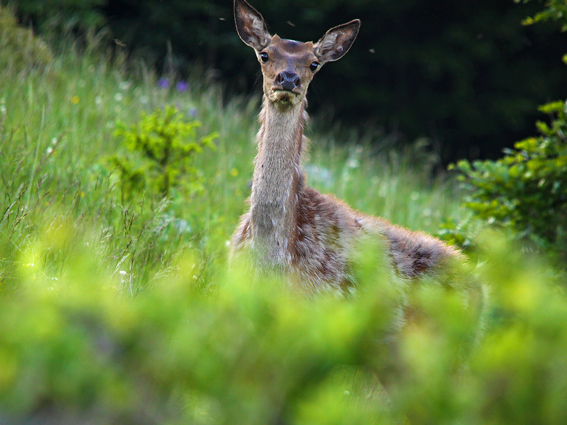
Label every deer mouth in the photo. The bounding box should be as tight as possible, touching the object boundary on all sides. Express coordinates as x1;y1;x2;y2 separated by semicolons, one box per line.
270;88;301;104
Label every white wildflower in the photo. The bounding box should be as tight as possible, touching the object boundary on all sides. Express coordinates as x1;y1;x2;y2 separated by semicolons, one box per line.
119;81;132;90
346;158;360;169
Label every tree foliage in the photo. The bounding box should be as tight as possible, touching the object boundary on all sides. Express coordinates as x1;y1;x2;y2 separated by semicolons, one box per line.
517;0;567;31
13;0;106;33
12;0;567;161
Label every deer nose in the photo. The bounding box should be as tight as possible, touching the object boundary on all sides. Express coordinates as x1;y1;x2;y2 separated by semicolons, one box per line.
275;71;301;91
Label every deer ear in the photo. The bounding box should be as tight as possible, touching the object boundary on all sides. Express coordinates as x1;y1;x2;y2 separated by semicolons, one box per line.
234;0;272;51
314;19;361;65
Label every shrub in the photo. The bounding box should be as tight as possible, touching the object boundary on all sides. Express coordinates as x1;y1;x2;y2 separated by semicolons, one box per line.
2;224;567;424
453;100;567;257
0;5;53;76
434;217;476;252
109;105;217;201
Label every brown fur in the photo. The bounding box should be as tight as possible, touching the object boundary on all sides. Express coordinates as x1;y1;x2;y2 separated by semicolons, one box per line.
231;94;461;295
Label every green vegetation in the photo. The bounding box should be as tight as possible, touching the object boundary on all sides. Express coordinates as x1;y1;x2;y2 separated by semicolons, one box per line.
110;105;217;200
454;101;567;257
1;6;567;425
0;5;53;75
517;0;567;31
13;0;106;33
3;227;566;425
454;3;567;259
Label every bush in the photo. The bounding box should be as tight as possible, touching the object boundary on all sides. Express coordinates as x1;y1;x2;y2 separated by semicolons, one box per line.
2;223;567;424
109;105;217;201
0;5;53;77
453;100;567;257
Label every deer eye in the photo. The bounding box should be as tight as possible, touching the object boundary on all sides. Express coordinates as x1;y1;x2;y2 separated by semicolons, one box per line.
309;61;319;72
260;52;269;63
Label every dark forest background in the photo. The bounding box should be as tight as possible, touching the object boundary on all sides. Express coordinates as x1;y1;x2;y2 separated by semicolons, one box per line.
10;0;567;162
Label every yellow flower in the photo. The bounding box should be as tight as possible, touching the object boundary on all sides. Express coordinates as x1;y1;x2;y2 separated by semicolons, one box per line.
230;168;239;177
71;96;80;104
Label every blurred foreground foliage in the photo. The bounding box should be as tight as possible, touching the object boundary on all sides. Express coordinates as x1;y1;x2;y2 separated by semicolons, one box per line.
1;225;567;425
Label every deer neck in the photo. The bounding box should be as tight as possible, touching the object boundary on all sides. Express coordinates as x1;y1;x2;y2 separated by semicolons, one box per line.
249;96;307;269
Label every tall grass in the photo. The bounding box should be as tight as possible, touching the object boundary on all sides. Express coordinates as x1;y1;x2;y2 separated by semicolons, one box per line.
0;25;463;295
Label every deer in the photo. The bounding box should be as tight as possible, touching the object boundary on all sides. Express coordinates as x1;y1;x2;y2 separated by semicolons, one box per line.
230;0;486;378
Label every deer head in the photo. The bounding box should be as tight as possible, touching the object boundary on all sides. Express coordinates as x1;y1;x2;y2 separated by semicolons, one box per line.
234;0;360;110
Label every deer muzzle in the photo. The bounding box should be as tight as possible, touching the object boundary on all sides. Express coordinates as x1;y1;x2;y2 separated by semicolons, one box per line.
275;71;301;92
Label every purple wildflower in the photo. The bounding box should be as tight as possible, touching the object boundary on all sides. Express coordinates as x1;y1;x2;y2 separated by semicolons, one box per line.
157;78;170;89
189;107;198;118
176;81;189;92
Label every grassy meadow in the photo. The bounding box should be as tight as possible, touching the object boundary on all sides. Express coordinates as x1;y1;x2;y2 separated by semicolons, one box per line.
0;29;463;295
1;24;567;425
